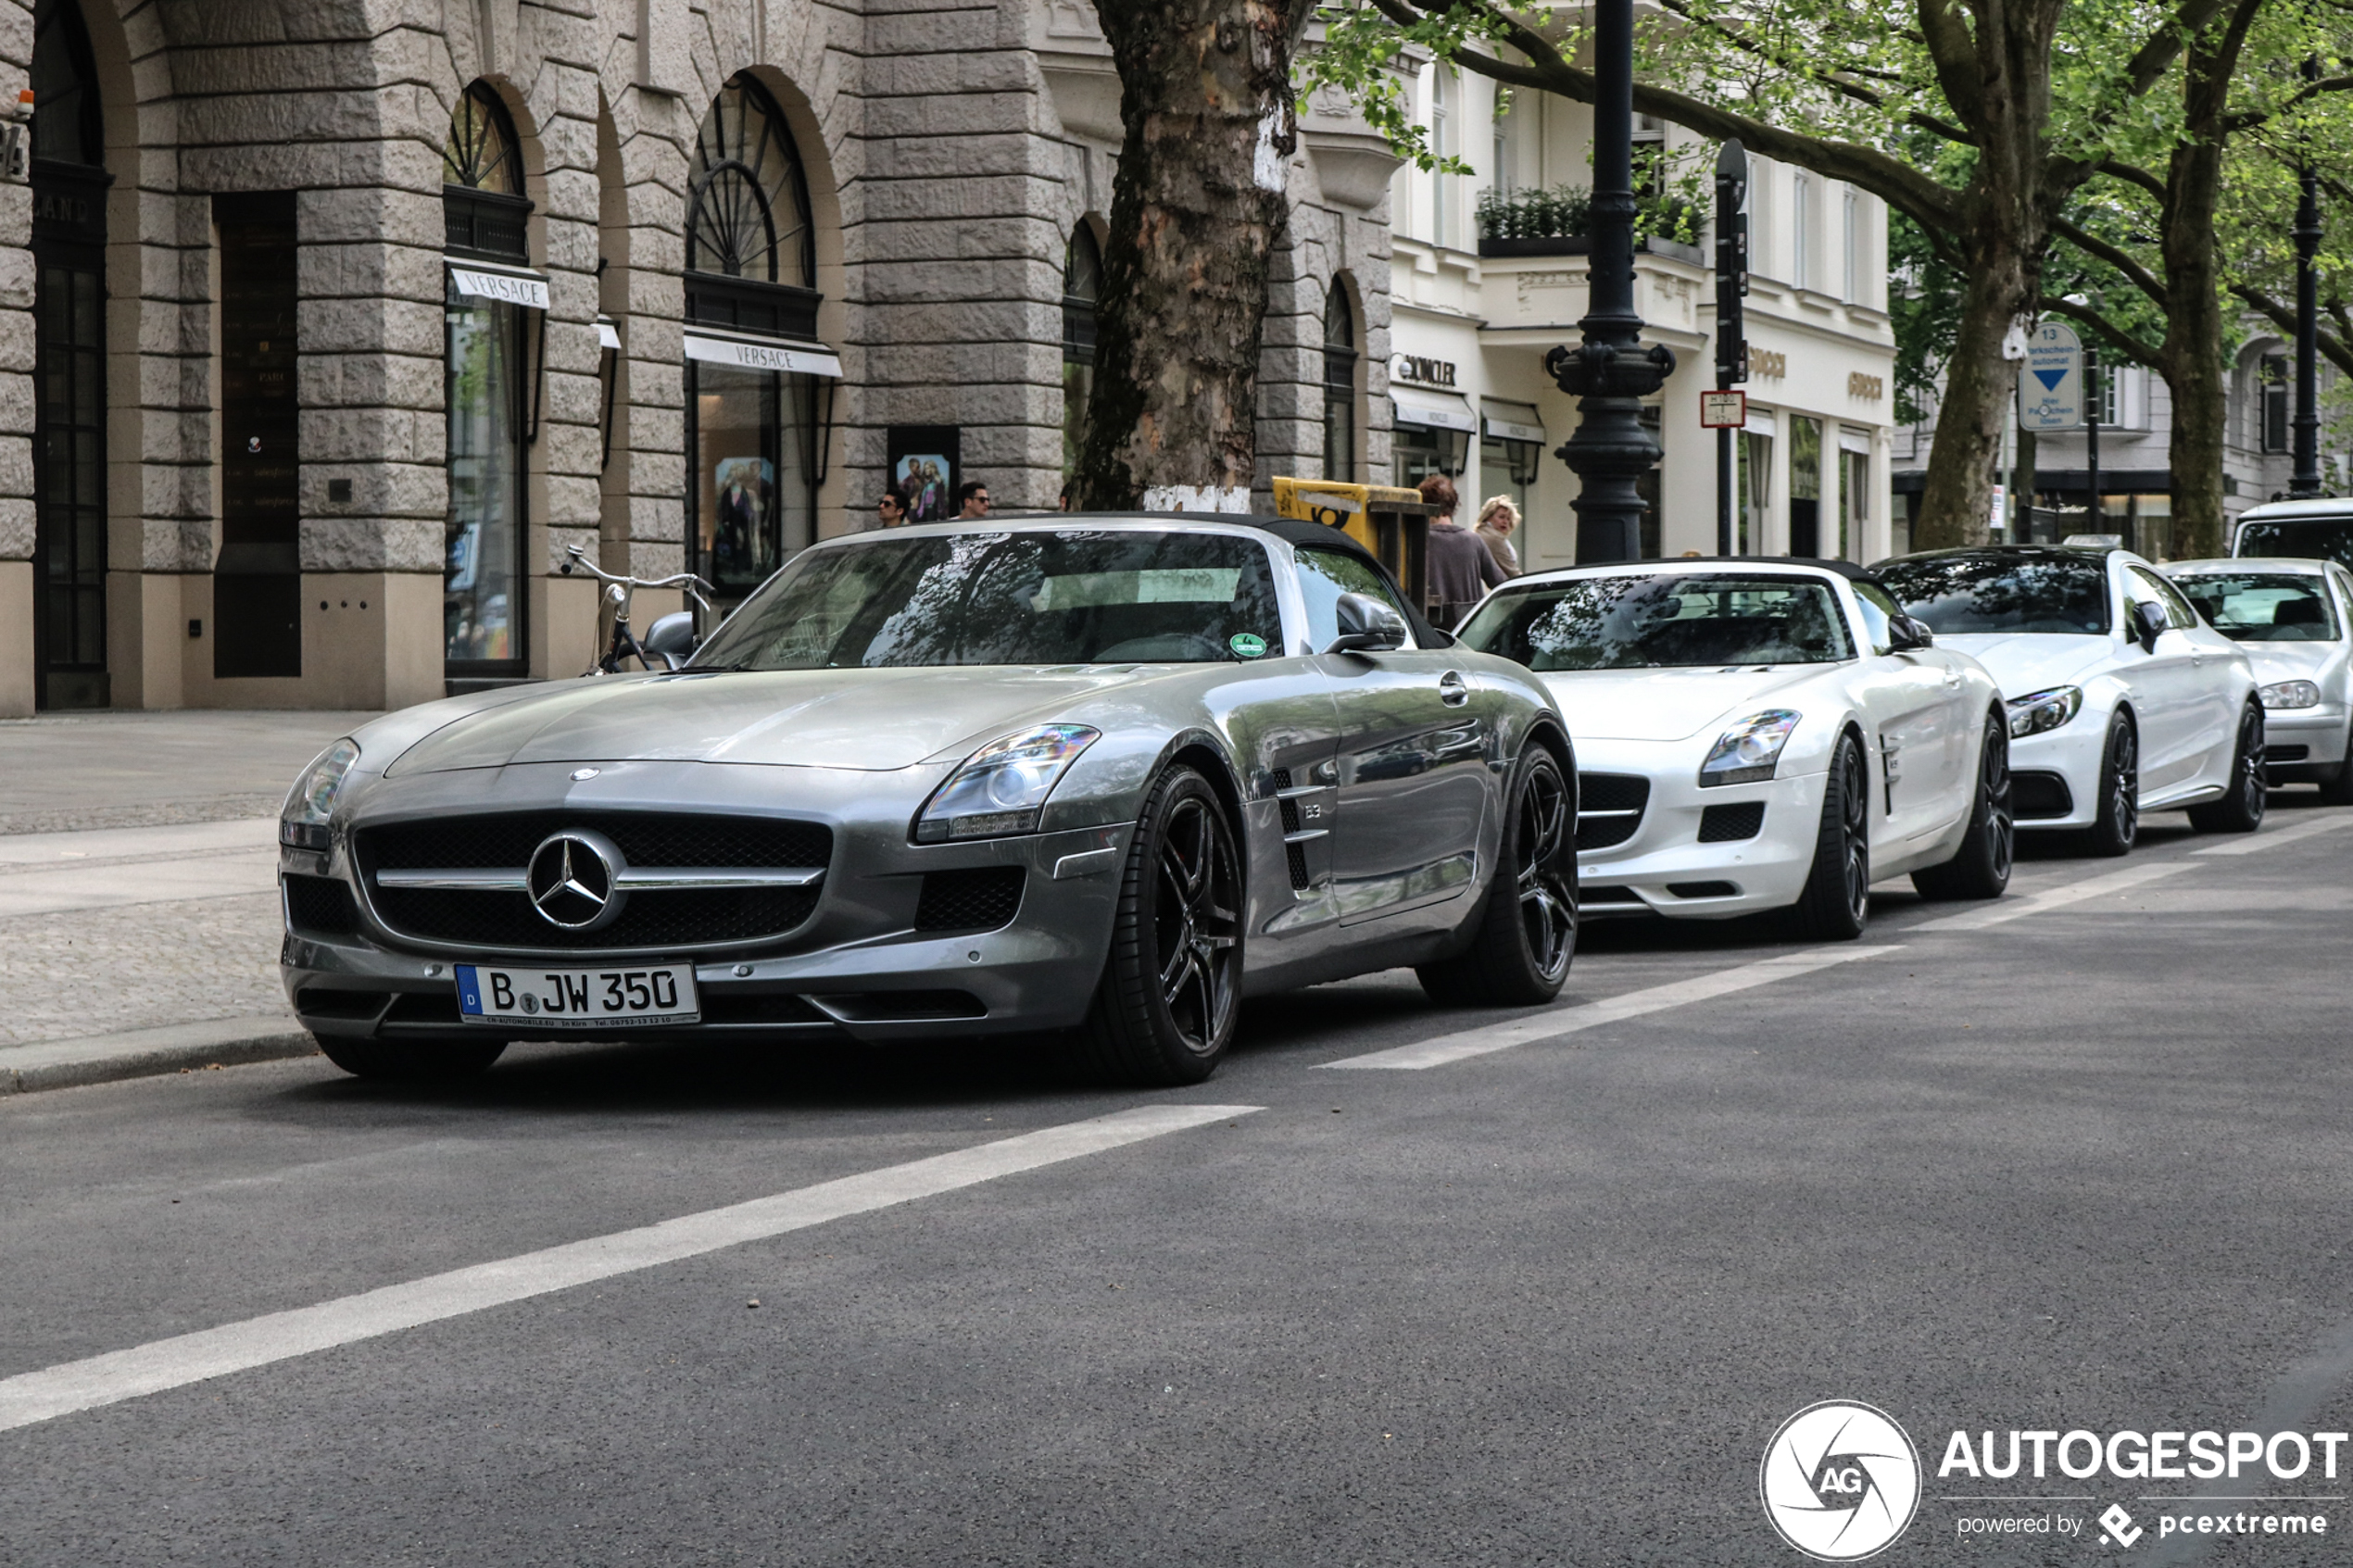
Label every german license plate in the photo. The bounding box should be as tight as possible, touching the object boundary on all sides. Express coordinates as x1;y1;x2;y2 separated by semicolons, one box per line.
455;963;700;1028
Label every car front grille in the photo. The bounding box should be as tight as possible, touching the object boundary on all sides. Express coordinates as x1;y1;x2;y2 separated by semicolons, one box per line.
354;811;832;951
284;873;360;936
1576;773;1650;850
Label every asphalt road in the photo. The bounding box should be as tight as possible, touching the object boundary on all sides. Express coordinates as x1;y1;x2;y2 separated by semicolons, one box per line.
6;800;2353;1566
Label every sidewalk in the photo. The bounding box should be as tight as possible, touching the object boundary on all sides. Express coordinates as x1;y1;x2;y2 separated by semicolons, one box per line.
0;709;381;1094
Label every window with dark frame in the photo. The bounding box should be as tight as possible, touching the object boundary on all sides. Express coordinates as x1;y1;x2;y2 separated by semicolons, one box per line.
1063;226;1101;483
1323;282;1358;483
2259;355;2289;454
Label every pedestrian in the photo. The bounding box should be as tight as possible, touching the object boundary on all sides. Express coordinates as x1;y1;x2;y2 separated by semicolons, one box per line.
954;480;992;521
1475;495;1523;578
1419;473;1505;629
875;486;909;529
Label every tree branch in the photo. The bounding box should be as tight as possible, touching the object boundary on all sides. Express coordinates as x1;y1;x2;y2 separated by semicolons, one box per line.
2231;282;2353;379
2095;157;2169;202
2224;74;2353;132
2049;217;2171;309
1374;0;1969;233
2040;295;2164;368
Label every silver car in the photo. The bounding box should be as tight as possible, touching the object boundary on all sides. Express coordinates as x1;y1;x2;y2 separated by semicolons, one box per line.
2165;557;2353;802
279;517;1578;1086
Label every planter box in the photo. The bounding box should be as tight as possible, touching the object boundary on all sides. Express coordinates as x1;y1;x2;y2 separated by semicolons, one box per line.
1477;234;1706;266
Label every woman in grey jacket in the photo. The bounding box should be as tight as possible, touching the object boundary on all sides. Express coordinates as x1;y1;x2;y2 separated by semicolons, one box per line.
1418;474;1507;629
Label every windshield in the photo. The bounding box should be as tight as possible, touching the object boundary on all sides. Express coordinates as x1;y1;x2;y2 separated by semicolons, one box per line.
1455;574;1854;670
1877;554;2111;635
691;530;1285;671
2237;519;2353;571
2173;573;2340;642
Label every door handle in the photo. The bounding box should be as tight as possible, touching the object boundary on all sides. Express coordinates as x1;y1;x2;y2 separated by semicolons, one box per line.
1438;671;1470;707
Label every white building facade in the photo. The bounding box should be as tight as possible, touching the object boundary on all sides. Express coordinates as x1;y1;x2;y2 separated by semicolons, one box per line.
1375;59;1899;570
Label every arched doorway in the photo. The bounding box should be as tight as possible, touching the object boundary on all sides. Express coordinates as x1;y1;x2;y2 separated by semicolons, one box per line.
30;0;109;709
682;75;834;612
1322;281;1357;483
1062;224;1101;484
441;83;536;682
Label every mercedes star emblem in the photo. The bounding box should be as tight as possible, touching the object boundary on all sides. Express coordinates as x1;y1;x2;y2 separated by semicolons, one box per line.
526;830;626;931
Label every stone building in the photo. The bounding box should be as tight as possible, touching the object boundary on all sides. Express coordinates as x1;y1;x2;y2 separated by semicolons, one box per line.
0;0;1401;716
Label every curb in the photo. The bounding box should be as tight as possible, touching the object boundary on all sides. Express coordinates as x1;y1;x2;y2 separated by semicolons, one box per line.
1;1016;321;1097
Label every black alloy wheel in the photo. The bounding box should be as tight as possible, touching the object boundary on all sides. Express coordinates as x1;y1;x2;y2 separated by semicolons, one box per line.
1417;744;1579;1006
1789;732;1869;940
2188;702;2268;834
2085;711;2139;858
1913;709;2014;900
1072;765;1244;1085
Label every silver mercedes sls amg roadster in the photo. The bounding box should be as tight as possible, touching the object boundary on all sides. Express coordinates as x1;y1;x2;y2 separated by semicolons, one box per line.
278;516;1578;1085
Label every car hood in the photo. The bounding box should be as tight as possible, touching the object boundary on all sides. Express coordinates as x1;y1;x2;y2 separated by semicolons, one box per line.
383;667;1155;776
1534;665;1827;743
2239;639;2343;684
1933;633;2116;696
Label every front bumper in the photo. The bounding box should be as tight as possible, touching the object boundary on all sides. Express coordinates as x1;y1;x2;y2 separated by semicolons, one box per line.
2007;712;2114;831
2259;705;2350;782
1575;741;1826;920
279;759;1131;1045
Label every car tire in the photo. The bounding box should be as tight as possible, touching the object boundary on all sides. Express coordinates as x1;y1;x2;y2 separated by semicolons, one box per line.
2082;710;2139;858
313;1035;507;1080
2187;701;2268;834
1416;743;1578;1008
1068;765;1243;1086
2320;727;2353;806
1787;731;1870;941
1912;709;2013;900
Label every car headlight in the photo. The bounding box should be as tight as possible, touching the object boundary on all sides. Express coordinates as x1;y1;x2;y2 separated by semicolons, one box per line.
1699;710;1800;787
2259;680;2322;710
280;738;360;849
2007;685;2083;738
913;724;1101;843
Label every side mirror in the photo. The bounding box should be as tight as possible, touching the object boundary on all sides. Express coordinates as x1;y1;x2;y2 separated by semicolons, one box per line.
2132;598;2168;652
1323;591;1409;656
643;610;699;671
1887;615;1934;652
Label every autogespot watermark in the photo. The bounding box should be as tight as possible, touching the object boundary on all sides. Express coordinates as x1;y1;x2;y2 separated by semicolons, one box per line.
1762;1401;2348;1557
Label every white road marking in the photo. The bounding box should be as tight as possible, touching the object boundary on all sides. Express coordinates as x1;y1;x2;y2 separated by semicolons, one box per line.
1319;947;1903;1071
2192;812;2353;857
0;817;275;866
1910;861;2188;932
0;849;280;918
0;1103;1258;1435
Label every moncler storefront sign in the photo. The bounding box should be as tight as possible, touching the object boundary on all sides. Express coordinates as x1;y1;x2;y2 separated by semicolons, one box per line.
447;260;550;311
682;329;843;379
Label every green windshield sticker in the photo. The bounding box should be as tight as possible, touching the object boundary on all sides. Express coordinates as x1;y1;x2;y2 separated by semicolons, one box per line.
1228;633;1268;659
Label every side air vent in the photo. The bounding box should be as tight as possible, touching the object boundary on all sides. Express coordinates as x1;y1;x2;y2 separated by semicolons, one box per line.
284;874;360;937
1697;802;1766;843
914;867;1025;933
1272;768;1310;889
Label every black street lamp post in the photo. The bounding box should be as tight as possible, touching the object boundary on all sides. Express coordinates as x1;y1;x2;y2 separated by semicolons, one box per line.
1547;0;1675;563
1714;140;1749;557
2292;57;2323;499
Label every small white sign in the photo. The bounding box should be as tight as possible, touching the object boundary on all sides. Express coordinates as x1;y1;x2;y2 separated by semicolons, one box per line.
1701;389;1746;429
682;332;844;379
447;265;549;311
2019;320;2082;430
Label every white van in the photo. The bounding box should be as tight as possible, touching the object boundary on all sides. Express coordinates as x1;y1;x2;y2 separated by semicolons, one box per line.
2232;497;2353;567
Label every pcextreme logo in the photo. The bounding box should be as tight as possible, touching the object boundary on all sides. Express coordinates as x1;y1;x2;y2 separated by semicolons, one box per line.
1760;1400;1924;1562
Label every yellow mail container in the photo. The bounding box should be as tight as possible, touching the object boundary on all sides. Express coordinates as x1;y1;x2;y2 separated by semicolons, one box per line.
1272;477;1436;611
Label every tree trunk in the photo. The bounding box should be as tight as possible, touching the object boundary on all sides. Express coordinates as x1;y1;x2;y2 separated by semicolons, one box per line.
1076;1;1313;512
2150;3;2257;561
1914;228;2037;548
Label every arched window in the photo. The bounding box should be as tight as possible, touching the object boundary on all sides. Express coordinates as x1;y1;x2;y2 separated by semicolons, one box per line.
29;0;109;705
682;78;826;604
1063;225;1101;483
687;80;813;289
1322;282;1358;483
441;82;536;680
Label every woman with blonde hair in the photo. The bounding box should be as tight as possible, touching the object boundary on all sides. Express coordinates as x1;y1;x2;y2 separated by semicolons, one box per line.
1475;495;1523;578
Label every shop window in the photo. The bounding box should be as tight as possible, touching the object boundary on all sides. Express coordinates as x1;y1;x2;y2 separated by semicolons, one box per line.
1323;282;1357;483
1789;415;1822;557
442;82;534;680
684;76;826;610
1738;429;1773;556
1063;225;1100;483
1841;447;1869;561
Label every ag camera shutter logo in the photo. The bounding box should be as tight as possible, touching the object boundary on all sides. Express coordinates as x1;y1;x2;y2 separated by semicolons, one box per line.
1760;1400;1922;1561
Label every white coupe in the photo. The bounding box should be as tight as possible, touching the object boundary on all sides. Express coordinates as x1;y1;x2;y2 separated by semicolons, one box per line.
2165;557;2353;804
1876;546;2265;853
1453;560;2011;940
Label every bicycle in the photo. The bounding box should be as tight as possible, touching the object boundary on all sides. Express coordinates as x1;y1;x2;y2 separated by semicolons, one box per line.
560;543;716;675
